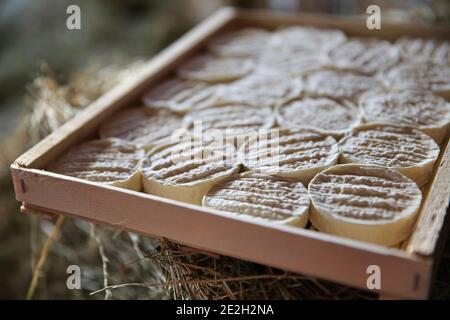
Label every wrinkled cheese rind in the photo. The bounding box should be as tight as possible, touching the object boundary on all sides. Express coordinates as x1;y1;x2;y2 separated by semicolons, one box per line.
240;128;339;185
99;107;183;149
48;138;145;191
184;103;275;139
177;54;254;83
395;37;450;65
215;68;303;108
142;78;220;112
308;164;422;245
142;141;240;205
277;98;362;137
305;70;376;100
381;62;450;99
207;28;271;58
339;124;440;186
268;26;346;53
360;90;450;143
203;171;309;227
328;38;400;75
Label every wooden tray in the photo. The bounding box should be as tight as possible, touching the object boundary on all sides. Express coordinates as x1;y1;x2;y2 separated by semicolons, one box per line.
10;7;450;299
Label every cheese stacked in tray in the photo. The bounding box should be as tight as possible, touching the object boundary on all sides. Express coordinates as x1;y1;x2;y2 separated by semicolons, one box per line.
48;26;450;247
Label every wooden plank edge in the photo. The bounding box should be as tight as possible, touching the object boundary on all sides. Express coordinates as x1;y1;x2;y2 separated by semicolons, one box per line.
12;6;238;170
11;164;433;299
234;8;450;39
407;140;450;256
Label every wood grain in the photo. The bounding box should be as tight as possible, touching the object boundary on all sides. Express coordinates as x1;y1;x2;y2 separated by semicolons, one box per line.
11;165;432;299
407;140;450;256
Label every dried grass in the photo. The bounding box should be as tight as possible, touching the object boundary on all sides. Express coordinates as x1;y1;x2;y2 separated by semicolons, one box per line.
17;57;377;300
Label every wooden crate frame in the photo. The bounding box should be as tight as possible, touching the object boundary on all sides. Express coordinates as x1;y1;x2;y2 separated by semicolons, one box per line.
10;7;450;299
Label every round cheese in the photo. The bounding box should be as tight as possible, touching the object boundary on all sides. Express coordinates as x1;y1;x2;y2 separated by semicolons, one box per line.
360;89;450;143
305;70;376;101
99;107;183;149
48;138;145;191
177;54;254;83
240;128;339;185
183;103;275;145
142;78;220;112
276;98;362;137
308;164;422;246
268;26;346;53
328;38;400;75
207;28;271;58
141;140;240;205
215;68;303;108
203;171;310;227
259;49;329;76
395;37;450;65
380;62;450;100
339;124;440;186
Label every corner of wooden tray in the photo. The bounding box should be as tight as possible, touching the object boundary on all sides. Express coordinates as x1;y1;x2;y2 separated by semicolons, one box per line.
406;139;450;257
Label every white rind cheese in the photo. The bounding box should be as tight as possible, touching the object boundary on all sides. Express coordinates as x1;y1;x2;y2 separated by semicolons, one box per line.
99;107;183;150
203;171;310;227
395;37;450;65
215;68;303;108
177;54;254;83
141;141;240;205
268;26;346;53
328;38;400;75
339;124;440;186
183;103;275;145
380;62;450;100
240;128;339;185
207;28;271;58
360;90;450;143
48;138;145;191
305;70;376;101
308;164;422;246
276;98;363;138
142;78;220;112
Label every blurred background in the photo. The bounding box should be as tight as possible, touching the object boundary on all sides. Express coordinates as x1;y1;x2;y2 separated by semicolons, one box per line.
0;0;449;299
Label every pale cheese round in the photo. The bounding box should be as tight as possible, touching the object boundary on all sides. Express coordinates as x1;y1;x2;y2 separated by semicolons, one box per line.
240;128;339;185
360;89;450;143
142;78;220;112
328;38;400;75
99;107;183;150
177;54;254;83
215;68;303;108
259;49;329;76
183;103;275;145
276;98;363;137
141;140;240;205
268;26;346;53
308;164;422;246
203;171;310;227
339;124;440;186
207;28;271;58
48;138;145;191
380;62;450;100
395;37;450;65
305;70;376;101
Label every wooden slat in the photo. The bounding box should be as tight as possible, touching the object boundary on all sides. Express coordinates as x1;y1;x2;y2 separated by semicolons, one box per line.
14;6;237;169
407;140;450;256
234;9;450;40
10;165;432;299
